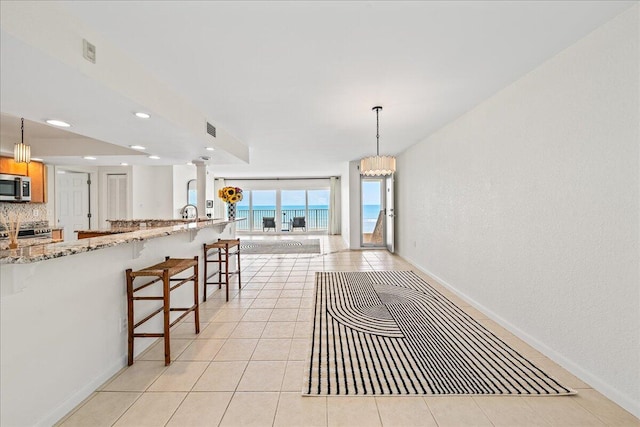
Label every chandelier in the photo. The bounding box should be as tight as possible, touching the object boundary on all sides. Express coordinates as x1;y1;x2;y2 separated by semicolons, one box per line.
14;118;31;164
360;106;395;176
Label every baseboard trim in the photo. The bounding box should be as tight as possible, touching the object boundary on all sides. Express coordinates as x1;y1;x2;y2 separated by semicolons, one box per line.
399;253;640;419
37;356;128;427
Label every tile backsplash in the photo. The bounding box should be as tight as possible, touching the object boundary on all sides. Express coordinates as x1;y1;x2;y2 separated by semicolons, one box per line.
0;202;48;230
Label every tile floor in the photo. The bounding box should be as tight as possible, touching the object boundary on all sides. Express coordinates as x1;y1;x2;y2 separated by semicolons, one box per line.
57;236;639;427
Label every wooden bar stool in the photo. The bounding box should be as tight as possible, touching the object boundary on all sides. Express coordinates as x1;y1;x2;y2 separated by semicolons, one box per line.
203;238;241;301
125;256;200;366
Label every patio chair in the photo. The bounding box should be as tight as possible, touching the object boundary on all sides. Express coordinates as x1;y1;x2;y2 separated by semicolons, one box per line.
263;217;276;232
291;216;306;232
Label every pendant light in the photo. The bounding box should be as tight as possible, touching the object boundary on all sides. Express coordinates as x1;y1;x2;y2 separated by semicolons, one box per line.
14;118;31;164
360;106;395;176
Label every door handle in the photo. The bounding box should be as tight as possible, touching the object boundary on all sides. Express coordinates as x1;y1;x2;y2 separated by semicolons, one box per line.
15;177;22;200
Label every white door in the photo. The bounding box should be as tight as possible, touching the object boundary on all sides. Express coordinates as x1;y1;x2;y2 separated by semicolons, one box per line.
56;172;89;241
386;175;395;253
107;174;128;221
361;178;385;247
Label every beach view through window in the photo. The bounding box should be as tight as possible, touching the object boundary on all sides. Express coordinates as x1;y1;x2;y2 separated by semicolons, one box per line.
235;189;329;232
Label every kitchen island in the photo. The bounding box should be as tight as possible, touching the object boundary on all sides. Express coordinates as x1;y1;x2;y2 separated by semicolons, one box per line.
0;218;242;427
74;218;210;240
1;218;234;264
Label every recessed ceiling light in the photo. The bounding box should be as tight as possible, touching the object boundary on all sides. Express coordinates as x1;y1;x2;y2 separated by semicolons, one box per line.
205;147;215;151
148;155;160;160
186;162;194;166
46;119;71;127
83;156;96;160
134;112;150;119
120;162;128;166
129;145;146;150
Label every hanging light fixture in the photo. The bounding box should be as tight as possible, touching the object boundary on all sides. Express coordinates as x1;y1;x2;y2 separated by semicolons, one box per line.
14;118;31;164
360;106;395;176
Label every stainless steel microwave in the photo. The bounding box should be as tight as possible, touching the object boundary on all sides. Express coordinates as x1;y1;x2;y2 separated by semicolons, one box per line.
0;174;31;202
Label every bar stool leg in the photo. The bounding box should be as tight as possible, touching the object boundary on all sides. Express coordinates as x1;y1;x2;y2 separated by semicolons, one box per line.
126;269;135;366
203;244;208;302
225;245;230;301
193;256;200;334
217;247;223;289
162;269;171;366
237;242;242;291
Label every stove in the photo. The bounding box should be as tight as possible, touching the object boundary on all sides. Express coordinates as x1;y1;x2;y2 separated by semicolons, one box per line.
0;227;52;239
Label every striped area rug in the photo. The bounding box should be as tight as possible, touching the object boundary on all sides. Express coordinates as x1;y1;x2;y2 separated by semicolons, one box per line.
304;271;574;396
240;239;320;254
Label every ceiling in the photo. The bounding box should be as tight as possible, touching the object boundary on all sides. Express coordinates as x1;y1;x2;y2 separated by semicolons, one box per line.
0;1;634;177
0;113;146;165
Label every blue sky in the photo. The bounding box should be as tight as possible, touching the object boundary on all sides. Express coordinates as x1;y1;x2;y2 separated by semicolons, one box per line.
362;181;382;205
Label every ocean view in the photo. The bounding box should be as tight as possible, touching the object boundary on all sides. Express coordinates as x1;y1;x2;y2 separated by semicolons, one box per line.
362;205;383;233
236;204;382;232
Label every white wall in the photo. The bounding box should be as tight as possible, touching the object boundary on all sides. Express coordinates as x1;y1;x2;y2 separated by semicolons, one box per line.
340;162;350;245
131;165;173;219
348;161;361;249
396;6;639;416
213;178;226;219
172;165;197;218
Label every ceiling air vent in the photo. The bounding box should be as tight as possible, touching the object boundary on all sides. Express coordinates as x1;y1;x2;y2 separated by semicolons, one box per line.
206;122;216;138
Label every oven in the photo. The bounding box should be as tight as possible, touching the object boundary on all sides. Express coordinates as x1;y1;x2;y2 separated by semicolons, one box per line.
0;227;51;240
0;174;31;202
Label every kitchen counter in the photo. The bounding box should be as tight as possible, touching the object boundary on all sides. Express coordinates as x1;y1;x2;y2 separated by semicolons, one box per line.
106;218;211;228
1;216;241;427
0;237;53;250
75;228;140;239
0;218;242;264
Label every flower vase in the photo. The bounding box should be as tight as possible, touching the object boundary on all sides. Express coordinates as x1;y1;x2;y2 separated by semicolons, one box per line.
8;242;18;250
227;203;236;220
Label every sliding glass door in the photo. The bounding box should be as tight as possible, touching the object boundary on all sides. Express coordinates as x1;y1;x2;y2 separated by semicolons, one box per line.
235;190;276;232
235;188;329;233
281;190;306;231
308;189;330;230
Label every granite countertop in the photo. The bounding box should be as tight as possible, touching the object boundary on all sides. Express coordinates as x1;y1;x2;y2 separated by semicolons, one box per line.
0;237;53;250
106;218;212;227
75;227;141;234
1;218;242;264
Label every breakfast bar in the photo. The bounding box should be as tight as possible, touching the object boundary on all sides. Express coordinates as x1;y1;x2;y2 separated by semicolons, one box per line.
0;218;241;426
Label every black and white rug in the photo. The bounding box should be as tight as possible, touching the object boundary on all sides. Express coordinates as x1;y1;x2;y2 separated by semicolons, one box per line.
240;239;321;254
304;271;574;396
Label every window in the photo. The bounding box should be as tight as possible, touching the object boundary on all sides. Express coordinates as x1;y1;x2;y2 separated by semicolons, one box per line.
233;188;330;233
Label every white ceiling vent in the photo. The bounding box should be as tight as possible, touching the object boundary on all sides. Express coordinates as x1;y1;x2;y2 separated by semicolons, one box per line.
206;121;216;138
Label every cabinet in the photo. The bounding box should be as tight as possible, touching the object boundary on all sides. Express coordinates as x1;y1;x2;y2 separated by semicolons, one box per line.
0;156;47;203
0;156;28;176
28;161;47;203
51;229;63;243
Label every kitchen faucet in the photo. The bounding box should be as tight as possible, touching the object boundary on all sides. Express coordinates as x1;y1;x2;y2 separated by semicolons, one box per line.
180;204;198;220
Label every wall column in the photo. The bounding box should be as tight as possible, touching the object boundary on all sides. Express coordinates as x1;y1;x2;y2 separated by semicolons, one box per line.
195;161;207;218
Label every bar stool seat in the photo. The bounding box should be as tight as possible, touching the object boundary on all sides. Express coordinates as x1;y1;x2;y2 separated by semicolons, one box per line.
204;238;241;301
126;256;200;366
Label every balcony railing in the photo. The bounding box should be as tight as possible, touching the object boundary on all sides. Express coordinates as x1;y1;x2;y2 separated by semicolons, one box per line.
236;208;329;232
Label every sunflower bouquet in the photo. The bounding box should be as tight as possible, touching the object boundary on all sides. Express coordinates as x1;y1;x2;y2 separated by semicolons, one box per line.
218;186;243;204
